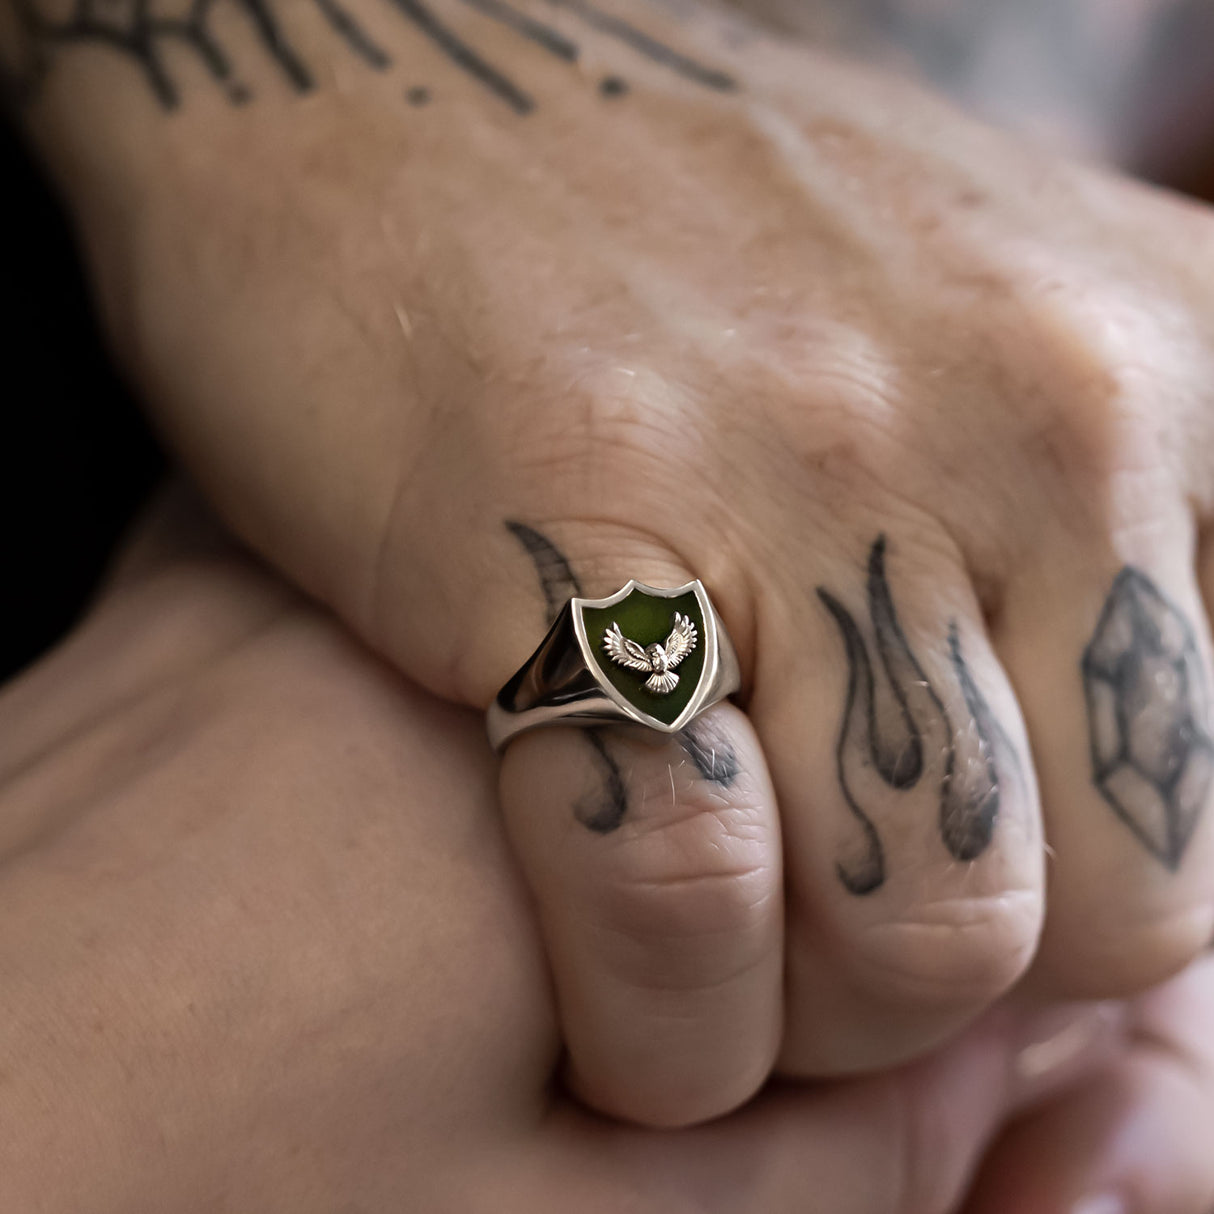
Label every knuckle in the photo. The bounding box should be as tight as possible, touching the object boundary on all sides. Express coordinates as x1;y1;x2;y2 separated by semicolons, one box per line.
592;787;777;970
779;378;910;508
854;887;1041;1008
1010;277;1188;499
508;363;709;502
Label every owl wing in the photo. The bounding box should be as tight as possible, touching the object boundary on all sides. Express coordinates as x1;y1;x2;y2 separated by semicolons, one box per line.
603;622;652;672
663;613;698;670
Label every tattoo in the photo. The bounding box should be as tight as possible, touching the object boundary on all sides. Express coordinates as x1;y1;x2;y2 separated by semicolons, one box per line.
457;0;578;62
8;0;735;111
7;0;316;107
945;621;1004;861
384;0;536;114
506;520;583;621
575;728;629;832
813;603;888;892
507;520;629;831
314;0;391;68
507;520;742;832
678;718;739;786
1082;567;1212;870
817;536;1002;895
543;0;733;91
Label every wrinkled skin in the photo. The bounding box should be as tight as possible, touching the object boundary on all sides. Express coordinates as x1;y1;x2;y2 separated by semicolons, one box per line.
15;0;1214;1125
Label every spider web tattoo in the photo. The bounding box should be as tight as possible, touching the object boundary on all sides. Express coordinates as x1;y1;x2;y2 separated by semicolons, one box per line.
4;0;735;111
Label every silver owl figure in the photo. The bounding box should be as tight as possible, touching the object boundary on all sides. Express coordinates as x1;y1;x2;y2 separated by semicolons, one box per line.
603;613;698;695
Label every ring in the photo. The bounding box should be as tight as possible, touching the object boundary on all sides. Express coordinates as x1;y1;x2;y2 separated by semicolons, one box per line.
488;579;741;752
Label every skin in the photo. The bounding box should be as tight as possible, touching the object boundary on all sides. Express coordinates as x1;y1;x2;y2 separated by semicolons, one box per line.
6;0;1214;1129
966;968;1214;1214
0;490;1211;1214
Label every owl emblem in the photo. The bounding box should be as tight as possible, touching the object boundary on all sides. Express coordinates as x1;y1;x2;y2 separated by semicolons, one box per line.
602;613;698;695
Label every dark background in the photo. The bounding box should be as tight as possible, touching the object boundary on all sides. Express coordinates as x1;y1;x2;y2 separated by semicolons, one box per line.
1;121;165;683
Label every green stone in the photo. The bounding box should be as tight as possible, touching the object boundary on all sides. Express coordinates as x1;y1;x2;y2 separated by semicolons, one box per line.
582;587;706;727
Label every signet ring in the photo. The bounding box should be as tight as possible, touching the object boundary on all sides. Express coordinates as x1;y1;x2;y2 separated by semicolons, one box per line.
487;579;741;752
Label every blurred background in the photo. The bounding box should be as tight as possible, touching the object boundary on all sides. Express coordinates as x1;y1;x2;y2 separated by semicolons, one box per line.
5;0;1214;682
1;121;164;682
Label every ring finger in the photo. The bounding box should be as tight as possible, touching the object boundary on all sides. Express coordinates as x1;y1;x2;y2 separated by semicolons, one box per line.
499;702;783;1128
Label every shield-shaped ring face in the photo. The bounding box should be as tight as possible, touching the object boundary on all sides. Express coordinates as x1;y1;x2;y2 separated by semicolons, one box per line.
573;581;715;731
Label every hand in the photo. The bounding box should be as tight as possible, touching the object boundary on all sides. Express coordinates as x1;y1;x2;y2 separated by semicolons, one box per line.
15;0;1214;1124
0;488;1142;1214
966;956;1214;1214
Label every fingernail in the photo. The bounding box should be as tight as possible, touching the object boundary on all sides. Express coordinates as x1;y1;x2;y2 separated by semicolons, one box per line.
1071;1193;1128;1214
1010;1002;1127;1109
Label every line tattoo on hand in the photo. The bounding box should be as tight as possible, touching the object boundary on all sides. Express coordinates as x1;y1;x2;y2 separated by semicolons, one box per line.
1082;566;1213;870
817;536;1006;895
574;728;629;832
506;520;583;622
5;0;736;111
678;717;739;787
507;519;630;831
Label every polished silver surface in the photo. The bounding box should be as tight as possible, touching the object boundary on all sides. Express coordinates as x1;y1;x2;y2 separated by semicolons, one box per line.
488;579;741;752
603;612;697;695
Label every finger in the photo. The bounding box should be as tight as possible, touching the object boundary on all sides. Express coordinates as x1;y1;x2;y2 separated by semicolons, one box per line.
964;956;1214;1214
499;701;782;1128
490;518;784;1127
998;515;1214;999
757;528;1045;1075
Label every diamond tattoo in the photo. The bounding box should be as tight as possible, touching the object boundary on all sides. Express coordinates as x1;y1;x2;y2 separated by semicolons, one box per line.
1082;567;1213;870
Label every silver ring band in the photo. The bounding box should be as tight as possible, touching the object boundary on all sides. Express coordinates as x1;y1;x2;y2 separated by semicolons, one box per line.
488;579;740;752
